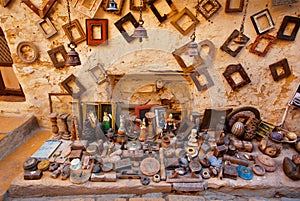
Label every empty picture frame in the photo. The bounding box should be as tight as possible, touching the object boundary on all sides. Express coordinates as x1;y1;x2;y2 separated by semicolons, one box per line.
190;67;214;91
114;12;139;43
47;45;68;68
250;9;275;35
86;19;108;45
48;93;73;114
272;0;298;6
170;7;199;35
61;74;86;99
21;0;57;18
196;0;221;20
269;58;291;82
62;19;86;45
225;0;244;13
102;0;125;15
249;33;276;57
277;16;300;41
148;0;178;23
130;0;147;11
73;0;102;18
223;64;251;91
36;18;57;39
88;63;108;84
220;29;250;57
16;41;39;63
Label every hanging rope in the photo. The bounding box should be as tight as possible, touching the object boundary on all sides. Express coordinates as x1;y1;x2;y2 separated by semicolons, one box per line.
191;0;200;41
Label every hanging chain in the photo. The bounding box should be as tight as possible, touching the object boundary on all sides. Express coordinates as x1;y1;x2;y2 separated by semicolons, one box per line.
191;0;200;41
139;0;144;24
239;0;249;34
66;0;75;46
67;0;72;26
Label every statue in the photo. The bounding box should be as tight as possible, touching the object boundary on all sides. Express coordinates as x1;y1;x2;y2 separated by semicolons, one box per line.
102;111;111;133
164;113;176;136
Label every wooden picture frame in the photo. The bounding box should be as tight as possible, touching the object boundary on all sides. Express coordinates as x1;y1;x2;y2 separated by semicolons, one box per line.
73;0;102;18
223;64;251;91
250;9;275;35
269;58;291;82
220;29;249;57
21;0;57;18
16;41;39;63
190;67;214;91
196;0;221;20
61;74;86;99
225;0;244;13
62;19;86;45
150;105;168;129
277;16;300;41
82;102;100;121
100;102;115;130
47;45;68;68
148;0;178;23
114;12;139;43
102;0;125;15
88;63;108;84
0;28;13;67
170;7;199;35
249;33;276;57
86;19;108;46
134;104;157;126
36;18;57;39
48;93;73;114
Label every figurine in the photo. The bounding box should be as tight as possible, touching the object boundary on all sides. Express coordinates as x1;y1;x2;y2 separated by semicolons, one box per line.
164;114;176;136
187;129;198;147
102;111;111;133
138;118;147;142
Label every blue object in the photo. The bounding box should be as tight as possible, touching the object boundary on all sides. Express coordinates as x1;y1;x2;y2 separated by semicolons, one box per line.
237;165;253;180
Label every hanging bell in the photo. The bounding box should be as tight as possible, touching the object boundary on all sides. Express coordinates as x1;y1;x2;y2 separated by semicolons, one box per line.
107;0;118;12
65;42;81;67
187;40;199;57
133;20;148;42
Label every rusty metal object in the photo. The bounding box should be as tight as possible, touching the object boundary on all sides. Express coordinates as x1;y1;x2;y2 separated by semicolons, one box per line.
23;157;38;171
254;155;277;172
223;155;252;167
91;172;117;182
24;170;43;180
140;157;160;176
223;164;238;180
37;160;50;171
231;139;253;152
214;145;228;157
258;137;282;158
251;164;265;176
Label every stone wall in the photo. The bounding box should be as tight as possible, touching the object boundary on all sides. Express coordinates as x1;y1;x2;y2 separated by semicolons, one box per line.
0;0;299;131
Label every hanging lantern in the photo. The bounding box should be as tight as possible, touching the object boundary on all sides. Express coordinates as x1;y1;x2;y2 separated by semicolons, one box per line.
187;33;199;57
133;0;147;42
107;0;118;12
65;42;81;67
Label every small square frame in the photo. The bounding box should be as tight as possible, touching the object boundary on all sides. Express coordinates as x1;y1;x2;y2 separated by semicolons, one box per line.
225;0;244;13
102;0;125;15
114;12;139;43
277;16;300;41
130;0;147;11
62;19;86;45
269;58;291;82
250;8;275;35
170;7;199;35
73;0;102;18
220;29;249;57
249;33;276;57
223;64;251;91
88;63;108;84
148;0;178;23
196;0;221;20
47;45;68;69
190;68;214;91
86;19;108;46
36;18;57;39
61;74;86;99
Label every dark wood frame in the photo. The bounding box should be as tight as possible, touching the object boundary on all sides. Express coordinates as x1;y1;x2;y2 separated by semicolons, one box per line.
0;28;13;67
170;7;199;35
147;0;178;23
190;67;214;91
36;18;57;39
62;19;86;45
225;0;244;13
73;0;102;18
249;33;276;57
86;19;108;46
220;29;249;57
269;58;291;82
47;45;68;68
21;0;57;18
277;15;300;41
0;71;25;97
223;64;251;91
196;0;221;20
250;9;275;35
114;12;139;43
61;74;86;99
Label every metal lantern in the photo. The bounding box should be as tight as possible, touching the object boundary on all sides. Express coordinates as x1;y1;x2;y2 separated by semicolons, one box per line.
107;0;118;12
65;43;81;67
133;0;147;42
187;40;199;57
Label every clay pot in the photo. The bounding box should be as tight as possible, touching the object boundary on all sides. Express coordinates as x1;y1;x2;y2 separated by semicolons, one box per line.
283;157;300;180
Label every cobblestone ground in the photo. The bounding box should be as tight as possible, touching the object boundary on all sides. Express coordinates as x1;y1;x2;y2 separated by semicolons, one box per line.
3;192;300;201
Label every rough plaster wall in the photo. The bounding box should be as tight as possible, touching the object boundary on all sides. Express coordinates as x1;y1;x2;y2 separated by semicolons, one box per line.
0;0;299;131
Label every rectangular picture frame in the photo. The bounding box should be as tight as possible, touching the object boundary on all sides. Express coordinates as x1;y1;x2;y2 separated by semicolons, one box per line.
86;19;108;46
250;9;275;35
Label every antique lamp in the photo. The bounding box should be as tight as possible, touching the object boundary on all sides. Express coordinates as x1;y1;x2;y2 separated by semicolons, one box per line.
65;0;81;67
234;0;249;44
133;0;147;42
107;0;118;12
187;0;200;56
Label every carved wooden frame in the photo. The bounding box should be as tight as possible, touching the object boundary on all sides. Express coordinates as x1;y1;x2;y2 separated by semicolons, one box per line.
220;29;249;57
277;16;300;41
223;64;251;91
102;0;125;15
0;71;24;97
249;33;276;57
190;67;214;91
16;41;39;63
196;0;221;19
61;74;86;99
86;19;108;46
48;93;72;113
114;12;139;43
88;63;108;84
1;0;11;7
73;0;102;18
250;9;275;35
130;0;147;11
36;18;57;39
170;7;199;35
47;45;68;68
62;19;86;45
172;42;203;73
269;58;291;82
21;0;57;18
148;0;178;23
225;0;244;13
272;0;298;6
0;28;13;67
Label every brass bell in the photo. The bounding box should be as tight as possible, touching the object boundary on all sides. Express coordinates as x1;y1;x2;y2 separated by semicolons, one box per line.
133;20;148;42
65;42;81;67
187;40;199;57
107;0;118;12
